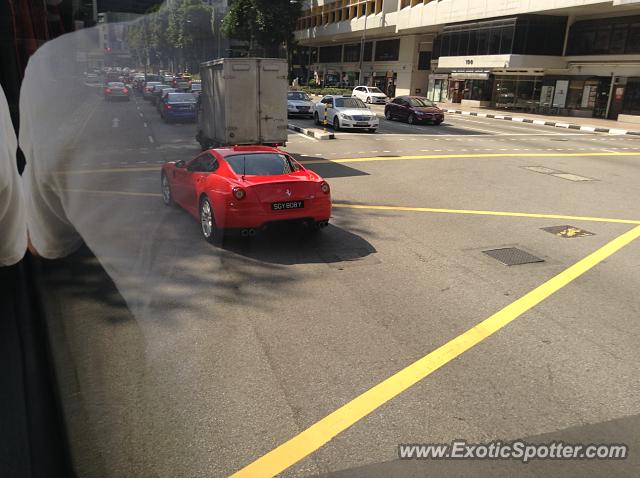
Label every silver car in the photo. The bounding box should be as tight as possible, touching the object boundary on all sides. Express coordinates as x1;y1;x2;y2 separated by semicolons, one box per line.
287;91;314;118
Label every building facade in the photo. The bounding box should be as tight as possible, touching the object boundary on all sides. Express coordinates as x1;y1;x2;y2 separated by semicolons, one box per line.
295;0;640;120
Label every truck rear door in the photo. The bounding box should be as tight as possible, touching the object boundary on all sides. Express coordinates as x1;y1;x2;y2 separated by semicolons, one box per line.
258;60;287;143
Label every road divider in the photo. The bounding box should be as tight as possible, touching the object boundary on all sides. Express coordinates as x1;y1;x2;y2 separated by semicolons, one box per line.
288;123;334;140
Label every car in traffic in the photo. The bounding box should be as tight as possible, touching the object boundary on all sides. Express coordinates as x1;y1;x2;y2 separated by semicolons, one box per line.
150;84;169;105
132;75;146;91
287;91;314;118
190;81;202;97
160;145;331;242
352;86;388;104
163;74;174;85
143;81;162;100
313;95;378;132
156;88;177;112
160;92;197;123
103;82;130;101
384;96;445;125
173;73;192;90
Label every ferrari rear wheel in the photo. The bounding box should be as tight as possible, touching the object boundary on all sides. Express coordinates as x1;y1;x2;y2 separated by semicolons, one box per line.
161;173;174;206
199;197;217;243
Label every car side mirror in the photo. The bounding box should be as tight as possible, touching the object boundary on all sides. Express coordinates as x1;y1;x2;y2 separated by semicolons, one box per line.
175;160;186;168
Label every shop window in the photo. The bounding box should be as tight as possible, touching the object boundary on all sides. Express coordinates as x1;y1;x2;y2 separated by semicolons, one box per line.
622;79;640;115
375;39;400;61
566;80;585;109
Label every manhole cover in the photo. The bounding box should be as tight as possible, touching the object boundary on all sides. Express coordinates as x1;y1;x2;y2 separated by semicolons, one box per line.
541;225;595;238
483;247;544;266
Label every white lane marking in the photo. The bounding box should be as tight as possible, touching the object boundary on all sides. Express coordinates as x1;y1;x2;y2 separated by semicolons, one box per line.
143;122;148;128
112;118;120;128
139;112;144;118
148;135;154;143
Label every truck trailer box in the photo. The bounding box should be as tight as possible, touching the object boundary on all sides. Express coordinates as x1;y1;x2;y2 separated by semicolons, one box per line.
197;58;288;148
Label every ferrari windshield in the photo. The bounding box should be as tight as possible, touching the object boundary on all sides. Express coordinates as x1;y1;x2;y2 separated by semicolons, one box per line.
226;153;293;176
335;97;366;108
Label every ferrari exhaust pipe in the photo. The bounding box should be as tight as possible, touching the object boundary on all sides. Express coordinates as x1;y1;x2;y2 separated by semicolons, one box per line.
248;229;256;236
241;229;249;237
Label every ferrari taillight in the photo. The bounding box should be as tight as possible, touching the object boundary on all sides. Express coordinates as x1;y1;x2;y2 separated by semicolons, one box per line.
320;181;330;194
232;187;246;200
123;88;129;93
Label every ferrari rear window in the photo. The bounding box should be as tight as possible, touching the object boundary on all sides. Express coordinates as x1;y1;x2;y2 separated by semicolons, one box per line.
225;153;293;176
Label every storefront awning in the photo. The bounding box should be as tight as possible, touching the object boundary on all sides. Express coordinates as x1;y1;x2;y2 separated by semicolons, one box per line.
450;72;490;80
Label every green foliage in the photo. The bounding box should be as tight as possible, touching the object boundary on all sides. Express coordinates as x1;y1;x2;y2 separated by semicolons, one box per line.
222;0;302;56
126;0;216;72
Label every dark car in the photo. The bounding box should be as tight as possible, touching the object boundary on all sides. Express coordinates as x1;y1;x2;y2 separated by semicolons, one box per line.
160;92;197;123
384;96;444;125
104;82;130;101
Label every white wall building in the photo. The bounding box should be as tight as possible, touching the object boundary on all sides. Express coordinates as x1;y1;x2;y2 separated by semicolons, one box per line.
295;0;640;120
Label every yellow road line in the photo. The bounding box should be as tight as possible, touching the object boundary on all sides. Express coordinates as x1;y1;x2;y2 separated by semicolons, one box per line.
300;151;640;165
57;189;640;225
54;151;640;174
230;225;640;478
332;203;640;225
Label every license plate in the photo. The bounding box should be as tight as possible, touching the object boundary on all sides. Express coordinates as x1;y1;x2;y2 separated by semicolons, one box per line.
272;200;304;211
356;122;369;126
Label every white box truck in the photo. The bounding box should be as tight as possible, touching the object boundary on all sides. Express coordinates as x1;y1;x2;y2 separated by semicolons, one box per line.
196;58;288;149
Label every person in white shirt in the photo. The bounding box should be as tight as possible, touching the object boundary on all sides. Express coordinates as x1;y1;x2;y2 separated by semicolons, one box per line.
0;85;27;266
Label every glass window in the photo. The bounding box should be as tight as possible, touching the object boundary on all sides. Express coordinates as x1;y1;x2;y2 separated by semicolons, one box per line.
225;154;293;176
610;26;628;54
441;34;450;57
593;26;612;54
418;51;432;70
335;97;367;108
500;26;514;54
627;24;640;54
458;31;469;56
374;39;400;61
488;28;501;54
319;45;342;63
167;93;196;103
288;92;311;101
493;78;516;107
407;97;435;107
343;44;360;62
468;30;478;55
476;29;488;56
566;80;585;109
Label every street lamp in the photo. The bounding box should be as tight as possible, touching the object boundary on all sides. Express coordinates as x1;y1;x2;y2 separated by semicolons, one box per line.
358;3;369;86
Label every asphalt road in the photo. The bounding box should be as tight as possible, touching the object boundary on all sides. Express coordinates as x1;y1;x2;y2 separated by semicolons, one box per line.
41;88;640;478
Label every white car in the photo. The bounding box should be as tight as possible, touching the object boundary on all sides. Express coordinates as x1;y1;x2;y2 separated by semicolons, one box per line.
313;95;379;132
287;91;314;118
352;86;388;104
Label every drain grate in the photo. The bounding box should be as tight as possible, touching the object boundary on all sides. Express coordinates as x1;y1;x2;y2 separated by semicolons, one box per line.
483;247;544;266
541;225;595;238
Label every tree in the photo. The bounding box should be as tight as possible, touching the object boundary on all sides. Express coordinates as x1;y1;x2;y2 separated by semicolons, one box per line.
222;0;302;57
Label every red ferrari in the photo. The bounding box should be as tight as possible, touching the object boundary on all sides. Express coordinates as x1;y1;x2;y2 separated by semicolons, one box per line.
161;145;332;242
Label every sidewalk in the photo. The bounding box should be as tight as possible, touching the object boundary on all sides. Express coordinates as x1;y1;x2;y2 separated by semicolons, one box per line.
438;104;640;136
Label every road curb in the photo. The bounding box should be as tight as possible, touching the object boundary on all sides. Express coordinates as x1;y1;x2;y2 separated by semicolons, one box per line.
288;123;335;140
442;109;640;136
